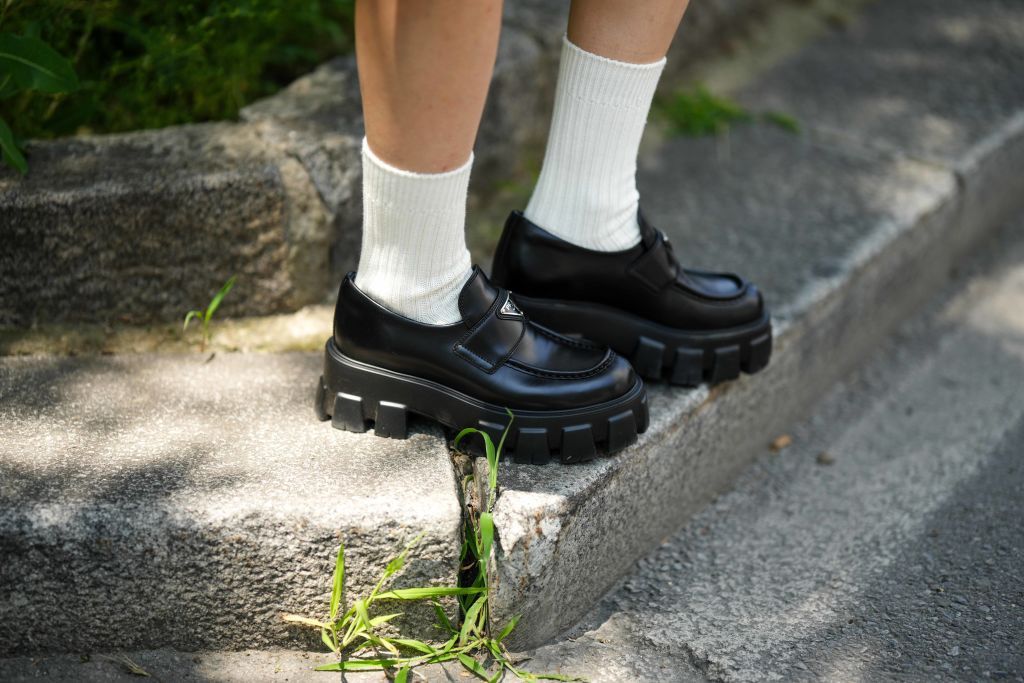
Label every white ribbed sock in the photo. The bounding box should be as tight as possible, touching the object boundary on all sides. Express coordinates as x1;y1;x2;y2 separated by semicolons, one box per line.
525;36;666;252
355;139;473;325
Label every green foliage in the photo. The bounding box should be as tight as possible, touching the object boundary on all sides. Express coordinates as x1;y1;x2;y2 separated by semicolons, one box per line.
657;86;751;137
0;30;79;172
183;275;236;351
285;412;585;681
0;0;354;140
0;114;24;173
656;85;800;137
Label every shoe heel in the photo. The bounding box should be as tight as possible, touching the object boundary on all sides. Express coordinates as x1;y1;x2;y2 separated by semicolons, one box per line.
315;371;411;439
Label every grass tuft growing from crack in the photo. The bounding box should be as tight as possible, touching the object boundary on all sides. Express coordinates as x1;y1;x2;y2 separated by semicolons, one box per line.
182;275;236;352
655;85;799;136
284;410;583;682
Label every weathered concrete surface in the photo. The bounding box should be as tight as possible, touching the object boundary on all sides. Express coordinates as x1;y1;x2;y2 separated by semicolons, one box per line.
0;123;332;327
0;650;346;682
238;59;365;291
8;213;1024;682
6;212;1024;683
523;213;1024;682
0;353;462;654
485;0;1024;650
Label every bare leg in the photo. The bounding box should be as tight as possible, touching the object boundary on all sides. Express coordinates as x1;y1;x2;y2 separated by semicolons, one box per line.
353;0;503;324
568;0;690;63
356;0;503;173
522;0;689;252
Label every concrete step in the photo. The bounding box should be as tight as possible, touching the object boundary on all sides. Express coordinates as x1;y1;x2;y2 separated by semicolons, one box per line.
485;0;1024;649
522;210;1024;682
7;213;1024;678
0;353;462;653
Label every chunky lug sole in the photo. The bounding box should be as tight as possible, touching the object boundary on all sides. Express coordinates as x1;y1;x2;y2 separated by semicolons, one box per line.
315;340;649;465
513;296;772;387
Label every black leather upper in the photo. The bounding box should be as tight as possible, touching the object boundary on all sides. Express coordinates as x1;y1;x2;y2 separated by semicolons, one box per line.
333;268;637;410
491;211;766;331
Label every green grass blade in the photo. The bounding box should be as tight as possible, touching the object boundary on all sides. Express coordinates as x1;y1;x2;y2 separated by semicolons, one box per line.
478;512;494;567
495;410;514;473
329;543;345;621
384;553;406;577
0;33;79;94
656;85;751;137
457;653;491;681
182;309;202;334
204;275;236;324
320;627;337;653
383;531;421;580
459;596;485;645
375;586;484;601
395;666;410;683
0;116;26;174
432;600;456;634
354;598;372;631
314;662;343;672
315;658;407;672
497;613;521;642
454;427;482;449
368;633;401;656
369;612;403;627
454;428;497;463
433;633;459;657
340;612;363;648
392;638;436;655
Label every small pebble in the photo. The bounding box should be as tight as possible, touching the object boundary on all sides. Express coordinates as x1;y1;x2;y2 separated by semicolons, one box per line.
948;645;960;657
770;434;793;452
816;450;835;465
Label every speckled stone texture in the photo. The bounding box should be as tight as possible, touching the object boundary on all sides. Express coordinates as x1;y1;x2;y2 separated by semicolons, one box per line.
0;352;462;654
0;124;332;327
485;0;1024;650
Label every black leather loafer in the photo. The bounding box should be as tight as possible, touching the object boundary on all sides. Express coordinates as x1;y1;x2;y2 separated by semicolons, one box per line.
316;267;648;464
491;211;772;387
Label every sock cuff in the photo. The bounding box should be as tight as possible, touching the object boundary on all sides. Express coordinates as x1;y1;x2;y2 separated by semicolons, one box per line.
362;137;473;216
560;35;666;110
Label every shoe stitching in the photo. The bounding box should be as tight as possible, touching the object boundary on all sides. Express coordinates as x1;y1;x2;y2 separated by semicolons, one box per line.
530;322;601;350
506;351;615;380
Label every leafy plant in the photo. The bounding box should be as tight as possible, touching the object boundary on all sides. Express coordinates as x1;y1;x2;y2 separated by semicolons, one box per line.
0;31;79;173
285;412;583;682
656;85;751;137
655;85;799;137
0;1;354;140
183;275;236;351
